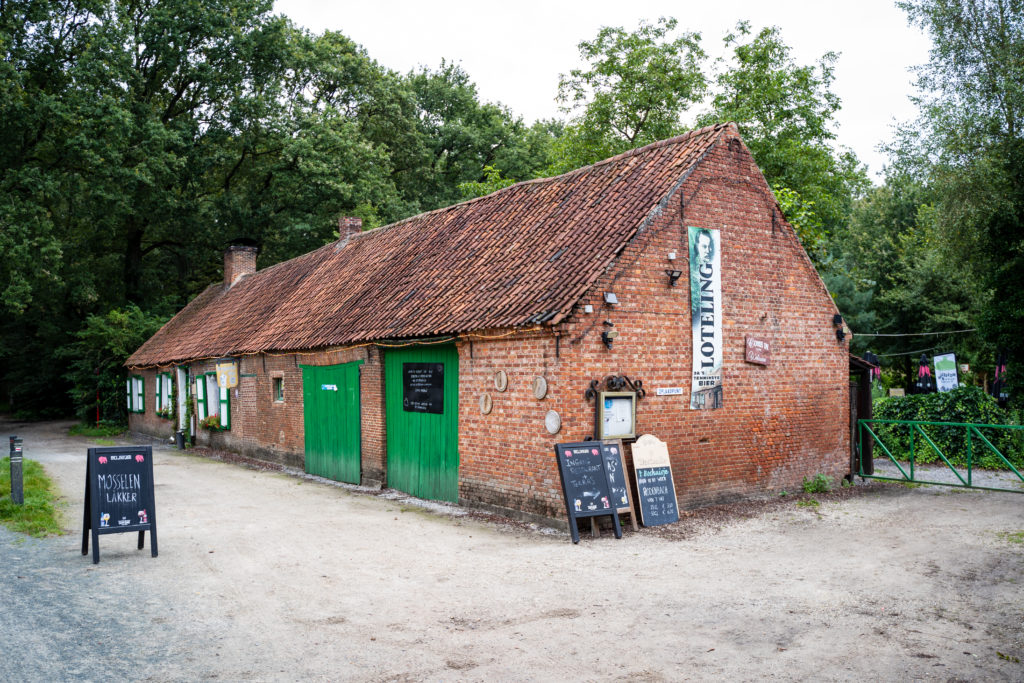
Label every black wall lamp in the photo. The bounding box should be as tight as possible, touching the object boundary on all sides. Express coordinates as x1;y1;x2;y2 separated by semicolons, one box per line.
601;320;619;349
833;313;846;343
665;269;683;287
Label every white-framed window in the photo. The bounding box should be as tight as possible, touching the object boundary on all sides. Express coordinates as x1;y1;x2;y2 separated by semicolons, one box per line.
196;372;230;429
155;372;172;415
176;366;189;430
128;375;145;413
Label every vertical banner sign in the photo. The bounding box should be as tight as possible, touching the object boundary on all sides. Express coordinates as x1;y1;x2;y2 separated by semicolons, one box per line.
933;353;959;392
82;446;158;564
688;226;724;410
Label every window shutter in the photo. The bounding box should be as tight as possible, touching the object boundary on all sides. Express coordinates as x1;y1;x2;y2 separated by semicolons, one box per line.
155;375;162;412
219;385;230;429
138;375;145;412
127;379;132;411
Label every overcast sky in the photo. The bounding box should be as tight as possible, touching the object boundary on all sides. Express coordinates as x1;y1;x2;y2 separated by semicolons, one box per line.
273;0;933;181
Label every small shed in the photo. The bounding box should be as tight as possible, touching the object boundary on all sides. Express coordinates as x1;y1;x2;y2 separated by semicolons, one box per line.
127;123;851;525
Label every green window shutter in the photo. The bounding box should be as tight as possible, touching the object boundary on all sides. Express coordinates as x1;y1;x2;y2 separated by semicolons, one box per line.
195;375;207;420
219;385;230;429
127;379;132;412
155;375;161;412
139;375;145;412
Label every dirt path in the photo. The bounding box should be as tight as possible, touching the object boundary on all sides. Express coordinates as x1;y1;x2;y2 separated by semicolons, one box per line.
2;417;1023;681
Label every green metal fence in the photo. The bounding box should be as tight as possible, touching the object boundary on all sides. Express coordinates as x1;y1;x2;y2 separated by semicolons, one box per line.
858;419;1024;493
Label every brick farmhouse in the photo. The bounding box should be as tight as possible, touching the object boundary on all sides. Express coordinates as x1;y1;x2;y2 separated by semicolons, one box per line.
126;123;851;525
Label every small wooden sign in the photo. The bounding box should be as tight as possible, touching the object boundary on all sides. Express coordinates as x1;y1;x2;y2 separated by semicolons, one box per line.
630;434;679;526
82;446;158;564
745;336;771;365
554;441;623;544
216;361;238;389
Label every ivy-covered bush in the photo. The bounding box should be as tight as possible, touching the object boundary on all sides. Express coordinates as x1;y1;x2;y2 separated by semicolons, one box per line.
872;386;1023;469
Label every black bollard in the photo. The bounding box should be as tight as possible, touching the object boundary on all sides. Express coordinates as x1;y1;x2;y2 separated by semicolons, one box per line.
9;436;23;505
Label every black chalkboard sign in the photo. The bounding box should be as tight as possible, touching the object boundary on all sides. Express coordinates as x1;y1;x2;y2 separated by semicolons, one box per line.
82;446;158;564
601;442;630;510
554;441;623;544
635;465;679;526
403;362;444;413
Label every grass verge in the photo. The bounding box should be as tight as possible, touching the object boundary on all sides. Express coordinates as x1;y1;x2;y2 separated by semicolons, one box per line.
0;457;64;537
69;422;125;438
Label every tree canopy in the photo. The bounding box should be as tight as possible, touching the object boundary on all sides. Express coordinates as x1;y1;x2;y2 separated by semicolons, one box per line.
3;2;1017;418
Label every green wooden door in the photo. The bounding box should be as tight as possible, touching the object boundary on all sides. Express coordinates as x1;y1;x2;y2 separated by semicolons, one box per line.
302;362;361;484
385;345;459;502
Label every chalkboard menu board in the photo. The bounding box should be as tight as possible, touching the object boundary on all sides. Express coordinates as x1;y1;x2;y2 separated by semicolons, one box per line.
554;441;623;544
82;446;158;564
403;362;444;413
635;465;679;526
601;442;629;509
631;434;680;527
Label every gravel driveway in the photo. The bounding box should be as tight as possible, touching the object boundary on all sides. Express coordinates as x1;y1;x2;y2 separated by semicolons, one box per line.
2;417;1023;681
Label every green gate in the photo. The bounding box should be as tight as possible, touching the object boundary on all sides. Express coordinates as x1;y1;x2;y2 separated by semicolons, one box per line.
302;362;362;484
384;345;459;502
858;419;1024;493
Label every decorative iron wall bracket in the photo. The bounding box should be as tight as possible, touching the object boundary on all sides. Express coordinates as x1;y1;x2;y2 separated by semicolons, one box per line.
584;375;646;402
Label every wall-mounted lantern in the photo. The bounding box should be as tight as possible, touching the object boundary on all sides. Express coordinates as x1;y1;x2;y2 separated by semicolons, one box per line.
833;314;846;343
601;320;618;349
665;269;683;287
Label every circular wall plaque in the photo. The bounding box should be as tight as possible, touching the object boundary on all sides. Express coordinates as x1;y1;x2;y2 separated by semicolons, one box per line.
494;370;508;392
533;376;548;400
480;393;493;415
544;410;561;435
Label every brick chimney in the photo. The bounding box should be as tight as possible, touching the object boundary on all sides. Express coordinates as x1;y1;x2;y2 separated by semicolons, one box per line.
338;216;363;240
224;245;258;289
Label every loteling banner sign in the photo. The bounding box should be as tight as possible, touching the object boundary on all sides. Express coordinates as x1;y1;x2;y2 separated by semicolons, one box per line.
934;353;959;392
688;226;723;410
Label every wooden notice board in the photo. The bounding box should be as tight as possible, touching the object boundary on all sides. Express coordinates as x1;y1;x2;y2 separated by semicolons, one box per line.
554;441;623;544
82;446;158;564
630;434;680;526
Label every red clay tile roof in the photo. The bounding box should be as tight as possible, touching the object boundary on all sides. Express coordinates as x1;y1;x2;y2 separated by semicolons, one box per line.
127;123;731;367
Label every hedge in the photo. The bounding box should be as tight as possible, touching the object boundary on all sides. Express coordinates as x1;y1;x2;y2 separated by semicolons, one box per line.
870;386;1024;470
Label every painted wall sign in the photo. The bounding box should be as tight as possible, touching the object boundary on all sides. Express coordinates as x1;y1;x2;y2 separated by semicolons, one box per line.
655;387;684;396
745;336;771;365
216;361;238;389
630;434;679;526
554;441;623;544
688;226;723;410
82;446;158;564
934;353;959;392
403;362;444;413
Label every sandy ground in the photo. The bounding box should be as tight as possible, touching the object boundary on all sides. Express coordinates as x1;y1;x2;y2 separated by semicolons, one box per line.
1;416;1023;682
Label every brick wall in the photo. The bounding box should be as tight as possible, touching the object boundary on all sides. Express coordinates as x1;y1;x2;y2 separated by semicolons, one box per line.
127;368;176;442
130;128;848;524
456;127;848;519
129;347;386;485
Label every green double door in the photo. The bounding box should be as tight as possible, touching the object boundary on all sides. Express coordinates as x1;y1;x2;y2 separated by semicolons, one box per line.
302;362;361;484
385;345;459;502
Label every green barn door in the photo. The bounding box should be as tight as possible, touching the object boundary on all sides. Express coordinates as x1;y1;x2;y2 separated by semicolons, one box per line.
302;362;361;484
385;345;459;502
